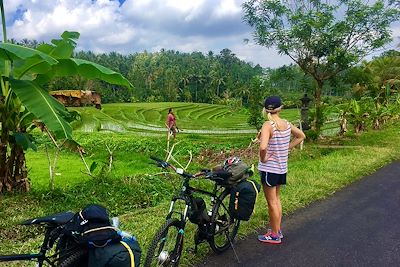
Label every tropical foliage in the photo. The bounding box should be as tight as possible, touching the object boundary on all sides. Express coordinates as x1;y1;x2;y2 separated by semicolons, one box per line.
37;48;263;105
325;53;400;135
247;77;266;130
0;1;132;193
242;0;400;133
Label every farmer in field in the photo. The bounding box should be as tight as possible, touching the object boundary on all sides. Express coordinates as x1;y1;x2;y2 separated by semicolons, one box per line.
257;96;305;244
166;108;178;139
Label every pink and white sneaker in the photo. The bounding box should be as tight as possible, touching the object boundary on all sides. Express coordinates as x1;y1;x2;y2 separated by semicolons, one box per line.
257;232;281;244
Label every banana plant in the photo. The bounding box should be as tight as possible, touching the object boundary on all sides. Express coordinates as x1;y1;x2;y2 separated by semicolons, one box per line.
0;2;132;192
346;98;372;134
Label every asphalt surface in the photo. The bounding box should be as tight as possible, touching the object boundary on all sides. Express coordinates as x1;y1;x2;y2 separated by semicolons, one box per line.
195;161;400;267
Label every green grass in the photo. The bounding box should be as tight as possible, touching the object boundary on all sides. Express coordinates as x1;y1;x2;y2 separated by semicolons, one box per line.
1;102;400;266
70;102;300;133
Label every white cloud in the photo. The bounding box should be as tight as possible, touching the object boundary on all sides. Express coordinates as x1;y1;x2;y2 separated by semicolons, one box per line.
391;23;400;39
233;42;292;68
166;0;205;14
212;0;241;19
2;0;399;68
8;0;134;46
97;29;136;46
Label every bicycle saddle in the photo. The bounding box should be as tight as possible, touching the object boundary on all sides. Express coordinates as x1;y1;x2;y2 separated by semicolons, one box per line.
20;211;75;226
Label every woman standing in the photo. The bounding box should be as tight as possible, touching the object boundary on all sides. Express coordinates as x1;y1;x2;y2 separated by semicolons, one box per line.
258;96;305;244
166;108;177;139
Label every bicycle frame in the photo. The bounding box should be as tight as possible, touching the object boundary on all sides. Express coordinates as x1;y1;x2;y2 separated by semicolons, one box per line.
0;225;57;266
149;156;230;224
165;175;225;223
144;156;240;267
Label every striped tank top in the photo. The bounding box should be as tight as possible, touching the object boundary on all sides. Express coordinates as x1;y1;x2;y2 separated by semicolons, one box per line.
258;121;291;174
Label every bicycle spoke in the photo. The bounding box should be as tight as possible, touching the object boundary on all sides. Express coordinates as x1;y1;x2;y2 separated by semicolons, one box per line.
144;218;184;267
209;190;240;253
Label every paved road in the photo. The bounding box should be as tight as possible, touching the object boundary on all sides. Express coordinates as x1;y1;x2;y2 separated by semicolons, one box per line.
196;161;400;267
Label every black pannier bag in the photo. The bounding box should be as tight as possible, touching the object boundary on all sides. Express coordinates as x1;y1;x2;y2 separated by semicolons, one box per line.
210;156;254;186
229;180;261;221
63;204;120;247
88;237;141;267
188;197;209;225
61;204;141;267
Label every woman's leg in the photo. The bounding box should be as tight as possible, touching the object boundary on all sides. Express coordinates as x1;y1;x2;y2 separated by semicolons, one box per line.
172;126;177;139
276;185;282;231
167;127;171;140
263;184;280;234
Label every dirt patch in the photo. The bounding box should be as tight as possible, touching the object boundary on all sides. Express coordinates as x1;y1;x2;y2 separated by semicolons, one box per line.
196;143;259;167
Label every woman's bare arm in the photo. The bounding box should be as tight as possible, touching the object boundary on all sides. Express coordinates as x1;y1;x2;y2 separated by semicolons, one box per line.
289;124;306;150
259;122;272;163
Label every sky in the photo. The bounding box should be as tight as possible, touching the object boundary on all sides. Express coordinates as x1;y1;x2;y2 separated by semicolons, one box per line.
2;0;400;68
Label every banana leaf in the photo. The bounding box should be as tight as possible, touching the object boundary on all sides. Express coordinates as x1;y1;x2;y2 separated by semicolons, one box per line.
0;43;58;78
37;31;79;59
10;79;73;140
13;132;37;151
13;57;54;80
11;32;79;79
0;43;57;65
35;58;133;88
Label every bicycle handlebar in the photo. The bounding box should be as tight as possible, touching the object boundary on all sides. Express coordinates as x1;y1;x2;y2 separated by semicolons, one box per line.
150;156;193;178
150;156;170;168
150;156;231;183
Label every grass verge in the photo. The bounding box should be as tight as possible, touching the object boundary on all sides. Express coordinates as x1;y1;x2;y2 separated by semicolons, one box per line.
1;122;400;266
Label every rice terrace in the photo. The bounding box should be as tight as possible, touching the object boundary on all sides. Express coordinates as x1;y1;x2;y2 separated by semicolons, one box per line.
1;0;400;267
71;102;299;133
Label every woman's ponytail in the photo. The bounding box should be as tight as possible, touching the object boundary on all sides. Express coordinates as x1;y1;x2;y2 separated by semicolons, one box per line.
267;111;284;131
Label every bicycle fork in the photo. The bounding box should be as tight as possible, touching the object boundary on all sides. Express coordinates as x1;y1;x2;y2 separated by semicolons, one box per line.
166;201;188;264
167;200;189;222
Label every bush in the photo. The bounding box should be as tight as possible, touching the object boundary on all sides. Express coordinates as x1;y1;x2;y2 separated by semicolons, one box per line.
304;129;319;141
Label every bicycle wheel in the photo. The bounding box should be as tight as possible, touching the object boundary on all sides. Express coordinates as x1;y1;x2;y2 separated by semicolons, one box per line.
143;218;184;267
209;190;240;254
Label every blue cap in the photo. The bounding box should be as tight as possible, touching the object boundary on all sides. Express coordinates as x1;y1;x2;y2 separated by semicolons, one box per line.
264;96;282;111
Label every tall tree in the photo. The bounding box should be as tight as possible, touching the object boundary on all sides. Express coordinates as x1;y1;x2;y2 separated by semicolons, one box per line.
243;0;399;133
248;77;265;130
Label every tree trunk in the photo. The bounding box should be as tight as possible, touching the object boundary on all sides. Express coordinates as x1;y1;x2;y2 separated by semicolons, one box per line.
0;141;9;192
195;81;198;103
314;80;324;134
9;143;29;192
0;128;11;192
0;134;30;193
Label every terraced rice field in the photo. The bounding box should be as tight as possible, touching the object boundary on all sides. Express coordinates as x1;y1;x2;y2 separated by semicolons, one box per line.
71;102;300;134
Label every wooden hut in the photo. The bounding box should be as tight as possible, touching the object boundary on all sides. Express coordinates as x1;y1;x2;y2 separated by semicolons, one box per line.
50;90;102;109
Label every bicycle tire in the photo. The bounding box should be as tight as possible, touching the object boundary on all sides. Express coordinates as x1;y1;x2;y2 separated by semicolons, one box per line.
143;218;184;267
208;190;240;254
57;249;87;267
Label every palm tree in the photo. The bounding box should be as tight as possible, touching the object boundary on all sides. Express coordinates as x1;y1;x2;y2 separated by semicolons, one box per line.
209;68;225;97
238;85;250;106
362;56;400;105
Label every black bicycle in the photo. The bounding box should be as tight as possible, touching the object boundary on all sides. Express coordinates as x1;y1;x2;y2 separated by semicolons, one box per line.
143;156;241;267
0;211;87;267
